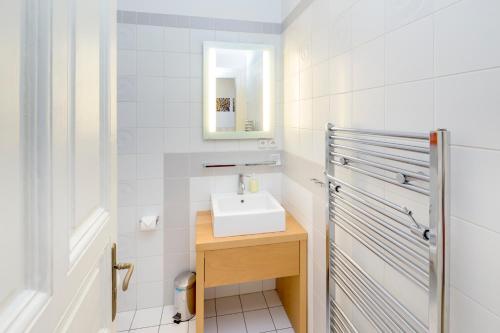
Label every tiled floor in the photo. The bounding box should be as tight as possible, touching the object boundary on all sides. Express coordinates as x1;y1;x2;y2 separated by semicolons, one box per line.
117;290;294;333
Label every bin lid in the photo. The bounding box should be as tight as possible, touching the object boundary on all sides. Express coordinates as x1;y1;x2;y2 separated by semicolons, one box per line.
174;271;196;289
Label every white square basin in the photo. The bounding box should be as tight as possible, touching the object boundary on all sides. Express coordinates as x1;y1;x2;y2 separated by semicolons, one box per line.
211;191;285;237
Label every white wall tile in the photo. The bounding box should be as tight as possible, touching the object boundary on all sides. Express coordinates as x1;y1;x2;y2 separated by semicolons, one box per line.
299;99;312;129
137;231;163;257
118;206;138;234
118;180;137;207
312;61;329;98
164;78;190;102
352;87;385;129
385;0;434;32
118;155;137;181
329;52;352;94
330;11;352;57
137;178;162;206
450;287;500;333
164;128;190;153
164;53;190;78
311;0;331;65
386;80;434;132
190;78;203;103
118;76;137;102
137;102;164;127
189;54;203;78
352;37;385;90
137;256;164;283
118;50;137;76
137;76;164;102
137;154;163;179
190;29;215;54
351;0;385;46
137;25;164;51
164;27;190;53
165;102;190;128
435;68;500;150
451;147;500;234
137;51;164;76
118;23;137;50
118;102;137;128
299;68;312;100
435;0;500;75
386;16;434;84
312;96;330;130
137;128;164;154
451;217;500;316
137;281;164;309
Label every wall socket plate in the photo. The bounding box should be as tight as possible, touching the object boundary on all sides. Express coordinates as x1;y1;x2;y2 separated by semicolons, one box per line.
258;139;277;149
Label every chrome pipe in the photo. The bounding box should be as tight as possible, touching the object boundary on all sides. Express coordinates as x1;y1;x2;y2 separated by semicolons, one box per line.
331;300;358;333
329;135;430;154
330;160;430;195
327;176;411;215
332;203;428;267
329;181;428;244
331;311;350;333
330;193;428;250
333;245;428;333
333;260;412;332
331;215;429;290
331;208;429;275
328;126;429;141
428;130;451;333
332;271;387;333
330;143;429;167
331;152;430;182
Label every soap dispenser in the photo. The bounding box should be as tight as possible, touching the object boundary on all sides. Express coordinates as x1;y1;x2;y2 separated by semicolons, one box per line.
248;174;259;193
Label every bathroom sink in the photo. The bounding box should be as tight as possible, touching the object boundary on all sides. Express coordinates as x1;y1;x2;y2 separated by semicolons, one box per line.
211;191;285;237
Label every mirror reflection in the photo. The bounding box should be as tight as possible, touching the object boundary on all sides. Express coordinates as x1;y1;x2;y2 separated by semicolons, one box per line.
204;42;275;140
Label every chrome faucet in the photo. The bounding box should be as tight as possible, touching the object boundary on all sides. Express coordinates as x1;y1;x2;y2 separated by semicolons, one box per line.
238;174;247;195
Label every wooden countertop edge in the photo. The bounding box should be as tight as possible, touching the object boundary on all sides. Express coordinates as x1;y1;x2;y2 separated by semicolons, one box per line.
195;210;308;251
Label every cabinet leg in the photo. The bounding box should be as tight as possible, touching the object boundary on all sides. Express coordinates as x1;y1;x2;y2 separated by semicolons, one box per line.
196;251;204;333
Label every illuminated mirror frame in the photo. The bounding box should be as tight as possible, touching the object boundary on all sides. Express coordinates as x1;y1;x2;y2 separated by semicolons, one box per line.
203;41;275;140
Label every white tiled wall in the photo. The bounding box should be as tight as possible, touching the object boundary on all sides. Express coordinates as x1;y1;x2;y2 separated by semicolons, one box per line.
117;19;283;311
282;0;500;331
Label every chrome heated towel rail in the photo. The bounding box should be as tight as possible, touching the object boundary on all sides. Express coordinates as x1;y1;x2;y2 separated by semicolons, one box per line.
326;124;450;333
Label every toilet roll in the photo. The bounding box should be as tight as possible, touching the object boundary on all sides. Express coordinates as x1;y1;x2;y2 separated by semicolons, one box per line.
139;216;159;231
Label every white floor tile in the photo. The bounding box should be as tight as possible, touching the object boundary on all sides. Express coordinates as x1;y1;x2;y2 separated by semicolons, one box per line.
264;290;282;307
158;322;188;333
188;318;196;333
205;299;216;318
240;292;267;312
217;313;247;333
117;310;135;331
277;328;295;333
131;307;163;329
130;326;159;333
269;306;292;330
244;309;275;333
204;317;217;333
161;305;177;325
215;295;242;316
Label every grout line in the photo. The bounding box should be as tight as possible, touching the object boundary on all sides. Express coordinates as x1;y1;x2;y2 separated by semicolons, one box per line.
238;295;249;333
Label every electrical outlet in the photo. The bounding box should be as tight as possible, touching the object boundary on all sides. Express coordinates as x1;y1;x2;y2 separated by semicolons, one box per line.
267;139;277;148
258;139;268;149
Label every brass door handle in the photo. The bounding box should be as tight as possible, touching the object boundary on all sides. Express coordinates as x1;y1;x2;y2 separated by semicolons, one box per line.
114;262;134;291
111;243;135;321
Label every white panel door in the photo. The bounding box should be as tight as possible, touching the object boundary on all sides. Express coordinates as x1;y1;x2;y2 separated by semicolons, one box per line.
0;0;119;332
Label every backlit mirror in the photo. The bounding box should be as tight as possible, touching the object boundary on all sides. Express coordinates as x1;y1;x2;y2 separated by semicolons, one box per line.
203;42;275;139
